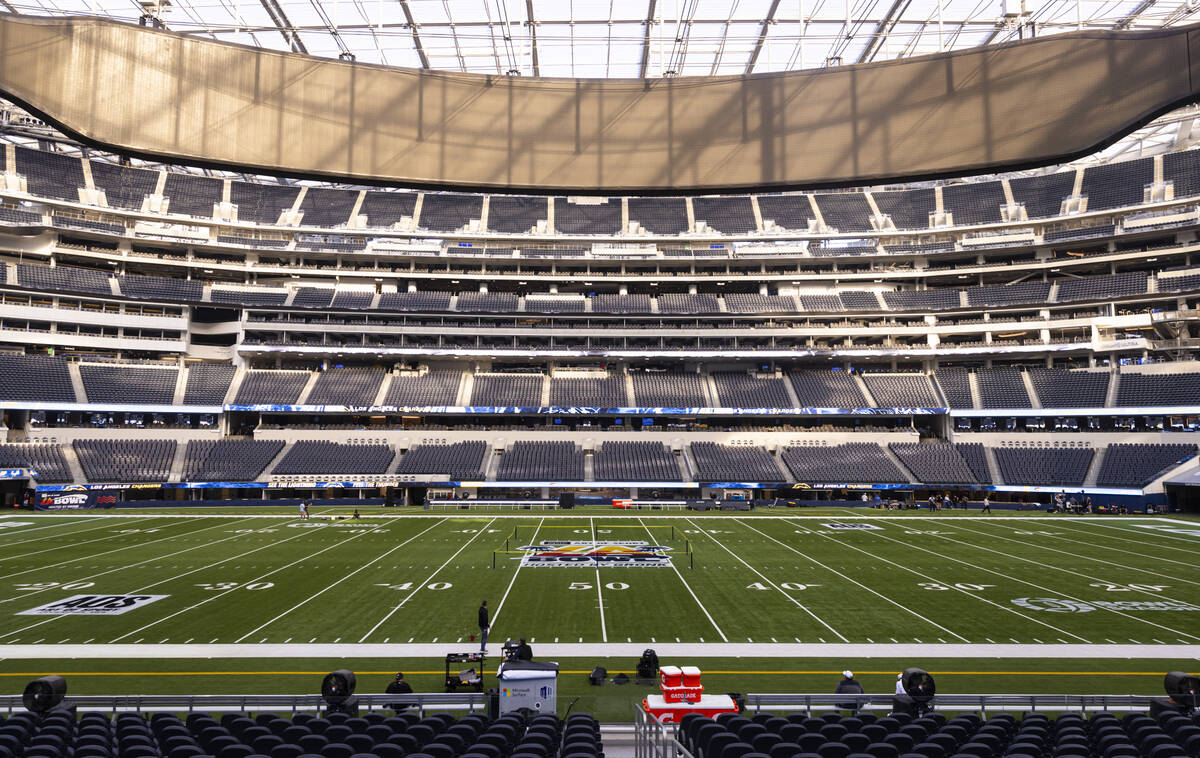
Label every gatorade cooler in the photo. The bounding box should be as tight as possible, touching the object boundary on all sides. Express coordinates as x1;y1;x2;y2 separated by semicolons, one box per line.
642;694;738;724
660;665;703;703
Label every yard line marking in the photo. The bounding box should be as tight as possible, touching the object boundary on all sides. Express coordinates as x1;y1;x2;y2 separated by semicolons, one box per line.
893;519;1200;641
0;517;242;588
792;518;1090;642
872;520;1197;641
740;521;970;642
0;519;113;548
948;519;1200;587
358;519;498;642
108;527;382;643
490;518;544;631
1040;519;1200;555
1066;518;1200;545
591;517;607;644
0;518;321;641
685;518;848;643
974;518;1200;578
233;519;444;642
0;517;177;562
638;517;726;642
0;517;272;606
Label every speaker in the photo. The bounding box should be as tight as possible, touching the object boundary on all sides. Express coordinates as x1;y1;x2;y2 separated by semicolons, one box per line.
558;492;575;509
321;669;356;705
1165;671;1200;708
23;676;66;713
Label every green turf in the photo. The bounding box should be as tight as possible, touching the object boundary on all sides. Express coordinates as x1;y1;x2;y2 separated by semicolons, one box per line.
2;512;1196;645
1;511;1198;720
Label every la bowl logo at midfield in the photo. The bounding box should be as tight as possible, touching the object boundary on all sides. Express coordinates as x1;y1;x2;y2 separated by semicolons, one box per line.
1011;597;1097;613
518;541;672;568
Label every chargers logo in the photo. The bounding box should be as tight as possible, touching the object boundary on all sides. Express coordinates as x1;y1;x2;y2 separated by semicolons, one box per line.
1012;597;1097;613
518;541;672;568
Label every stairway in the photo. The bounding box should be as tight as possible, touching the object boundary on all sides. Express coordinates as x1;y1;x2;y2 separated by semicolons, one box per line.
1083;446;1105;487
168;440;190;482
983;446;1005;485
882;444;919;484
260;441;294;478
61;442;87;484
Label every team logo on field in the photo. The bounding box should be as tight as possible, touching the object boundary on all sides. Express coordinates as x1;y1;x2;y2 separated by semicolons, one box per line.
0;521;33;529
1012;597;1200;613
517;541;672;568
822;523;883;530
18;594;169;615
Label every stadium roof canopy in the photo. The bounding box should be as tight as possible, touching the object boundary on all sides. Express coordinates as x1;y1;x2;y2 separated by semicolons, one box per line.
4;0;1198;78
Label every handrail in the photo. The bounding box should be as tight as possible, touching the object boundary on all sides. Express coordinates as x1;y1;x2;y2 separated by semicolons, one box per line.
743;693;1160;714
0;692;486;716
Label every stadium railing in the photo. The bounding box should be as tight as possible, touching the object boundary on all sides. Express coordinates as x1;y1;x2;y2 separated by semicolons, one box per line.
743;692;1158;713
0;692;485;716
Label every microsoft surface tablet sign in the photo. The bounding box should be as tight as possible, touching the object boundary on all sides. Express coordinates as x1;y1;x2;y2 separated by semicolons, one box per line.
19;594;168;615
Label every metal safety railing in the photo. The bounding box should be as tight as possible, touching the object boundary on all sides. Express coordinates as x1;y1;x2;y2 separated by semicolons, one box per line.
634;701;697;758
742;693;1161;714
0;692;486;717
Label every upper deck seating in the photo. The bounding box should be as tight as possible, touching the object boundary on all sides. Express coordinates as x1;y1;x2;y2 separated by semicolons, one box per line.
691;442;781;481
470;374;543;406
554;197;622;234
182;364;236;405
384;370;463;406
595;441;681;481
782;442;908;483
497;440;584;480
396;440;488;478
359;190;417;228
711;372;793;408
228;181;301;225
14;146;84;201
787;370;869;408
693;196;756;233
862;373;940;407
305;367;385;405
488;196;548;234
79;364;178;405
162;172;222;218
631;371;708;407
628;197;688;234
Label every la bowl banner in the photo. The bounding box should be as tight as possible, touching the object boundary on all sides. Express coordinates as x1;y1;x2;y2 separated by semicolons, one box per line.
517;541;672;568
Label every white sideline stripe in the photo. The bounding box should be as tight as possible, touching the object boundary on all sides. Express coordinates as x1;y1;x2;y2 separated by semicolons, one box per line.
0;517;252;595
358;518;498;642
234;519;446;643
592;517;607;644
638;517;727;643
109;526;382;643
738;521;970;643
785;518;1086;643
948;519;1200;589
685;517;849;643
0;642;1195;659
884;518;1200;642
490;517;543;631
984;519;1199;569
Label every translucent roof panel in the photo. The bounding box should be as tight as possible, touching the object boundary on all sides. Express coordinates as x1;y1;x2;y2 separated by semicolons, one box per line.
7;0;1196;79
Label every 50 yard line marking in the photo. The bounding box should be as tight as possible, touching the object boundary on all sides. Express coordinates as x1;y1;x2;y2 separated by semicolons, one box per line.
490;517;543;633
684;517;848;643
638;517;726;642
358;518;498;642
235;519;445;643
591;517;607;643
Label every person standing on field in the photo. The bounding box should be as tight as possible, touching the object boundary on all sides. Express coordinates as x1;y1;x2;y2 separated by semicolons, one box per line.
478;600;489;652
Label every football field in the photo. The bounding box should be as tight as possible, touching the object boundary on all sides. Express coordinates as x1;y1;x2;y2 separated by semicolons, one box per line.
1;511;1197;649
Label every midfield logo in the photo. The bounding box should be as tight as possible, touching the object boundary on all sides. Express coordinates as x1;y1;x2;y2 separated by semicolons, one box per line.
18;594;169;615
517;541;672;568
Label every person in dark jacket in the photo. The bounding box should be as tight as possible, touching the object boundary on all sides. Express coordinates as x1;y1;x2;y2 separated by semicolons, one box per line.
385;672;413;712
516;637;533;661
478;600;489;652
835;670;864;711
